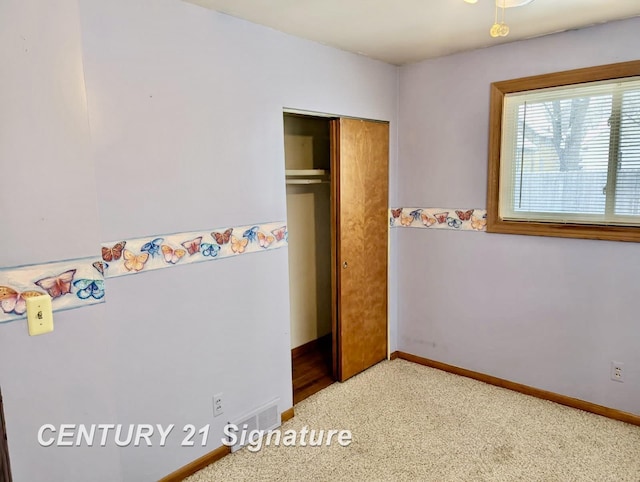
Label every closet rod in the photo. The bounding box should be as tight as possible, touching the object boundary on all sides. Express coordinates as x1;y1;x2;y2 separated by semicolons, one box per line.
285;179;329;185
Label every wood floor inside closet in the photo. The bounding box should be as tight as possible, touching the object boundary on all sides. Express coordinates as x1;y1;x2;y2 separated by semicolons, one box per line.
292;335;334;405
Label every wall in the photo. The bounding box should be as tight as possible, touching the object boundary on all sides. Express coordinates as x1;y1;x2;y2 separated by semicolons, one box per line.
0;1;398;481
0;1;121;480
397;17;640;415
284;116;332;348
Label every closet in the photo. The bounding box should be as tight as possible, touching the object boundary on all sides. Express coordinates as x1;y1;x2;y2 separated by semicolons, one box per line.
284;112;389;404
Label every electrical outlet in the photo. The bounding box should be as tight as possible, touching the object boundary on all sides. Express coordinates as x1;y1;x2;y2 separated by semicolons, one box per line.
213;393;224;417
611;361;624;383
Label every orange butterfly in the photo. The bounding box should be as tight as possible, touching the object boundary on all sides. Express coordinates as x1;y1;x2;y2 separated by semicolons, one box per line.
92;261;105;275
400;214;413;226
471;216;487;231
35;269;76;299
231;236;248;254
391;208;402;219
421;213;437;227
102;241;126;262
455;209;475;221
257;232;275;248
181;237;202;256
123;250;149;272
212;229;233;245
0;286;43;315
161;245;186;264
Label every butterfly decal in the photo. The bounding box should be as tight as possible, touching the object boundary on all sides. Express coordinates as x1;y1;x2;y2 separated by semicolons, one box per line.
391;208;402;219
73;279;105;300
421;213;437;227
92;261;105;275
212;229;233;245
123;250;149;272
0;286;43;315
471;215;487;231
243;226;259;243
455;209;475;221
141;238;164;258
35;269;76;299
161;245;186;264
181;237;202;256
231;236;249;254
257;232;275;248
271;226;287;242
409;209;423;221
447;217;462;229
102;241;126;262
434;212;449;224
201;243;221;258
400;214;413;226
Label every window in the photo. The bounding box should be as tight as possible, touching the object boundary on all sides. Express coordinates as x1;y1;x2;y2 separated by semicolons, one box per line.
487;61;640;242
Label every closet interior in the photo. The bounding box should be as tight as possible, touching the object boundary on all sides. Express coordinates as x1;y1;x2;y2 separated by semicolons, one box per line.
283;113;335;404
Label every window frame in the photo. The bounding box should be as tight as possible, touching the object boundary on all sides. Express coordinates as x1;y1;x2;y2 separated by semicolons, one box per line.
487;60;640;242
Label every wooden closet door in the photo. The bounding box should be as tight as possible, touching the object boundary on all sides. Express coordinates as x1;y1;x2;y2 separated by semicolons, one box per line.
0;388;12;482
333;118;389;381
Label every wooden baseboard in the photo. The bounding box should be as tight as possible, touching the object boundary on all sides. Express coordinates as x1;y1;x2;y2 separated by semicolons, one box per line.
395;351;640;427
159;408;295;481
158;445;230;482
389;351;399;360
281;407;295;423
291;334;331;359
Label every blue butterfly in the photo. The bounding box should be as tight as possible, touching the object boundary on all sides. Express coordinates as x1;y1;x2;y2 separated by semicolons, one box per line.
74;279;105;300
141;238;164;258
409;209;423;221
243;226;259;243
201;243;221;258
447;217;462;229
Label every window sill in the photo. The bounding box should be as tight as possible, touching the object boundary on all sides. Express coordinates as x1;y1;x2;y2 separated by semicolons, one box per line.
486;217;640;242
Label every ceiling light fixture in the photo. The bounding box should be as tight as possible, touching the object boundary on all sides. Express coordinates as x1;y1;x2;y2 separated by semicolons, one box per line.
465;0;534;38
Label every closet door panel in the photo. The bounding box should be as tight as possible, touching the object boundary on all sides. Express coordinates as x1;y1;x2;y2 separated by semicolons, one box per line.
336;118;388;381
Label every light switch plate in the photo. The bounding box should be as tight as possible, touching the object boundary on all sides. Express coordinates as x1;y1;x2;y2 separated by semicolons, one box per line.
26;295;54;336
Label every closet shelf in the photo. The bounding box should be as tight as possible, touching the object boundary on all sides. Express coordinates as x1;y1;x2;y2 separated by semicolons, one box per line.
286;179;329;185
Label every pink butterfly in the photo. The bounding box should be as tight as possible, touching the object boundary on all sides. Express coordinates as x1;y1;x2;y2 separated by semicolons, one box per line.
0;286;44;315
35;269;76;299
271;226;287;242
258;232;275;248
161;245;186;264
434;212;449;224
181;237;202;256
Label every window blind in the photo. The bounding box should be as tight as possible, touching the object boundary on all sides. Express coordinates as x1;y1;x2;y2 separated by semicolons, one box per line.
499;76;640;226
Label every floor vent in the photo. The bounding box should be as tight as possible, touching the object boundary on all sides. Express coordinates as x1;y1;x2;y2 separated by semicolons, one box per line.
228;398;280;452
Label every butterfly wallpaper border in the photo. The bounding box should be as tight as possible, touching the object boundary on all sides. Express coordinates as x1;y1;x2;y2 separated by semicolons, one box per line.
0;256;105;324
101;221;288;278
389;208;487;231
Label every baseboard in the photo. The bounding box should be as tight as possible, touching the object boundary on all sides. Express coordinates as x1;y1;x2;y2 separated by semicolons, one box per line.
158;445;231;482
281;407;295;423
159;407;295;481
395;351;640;427
291;334;331;359
389;351;399;360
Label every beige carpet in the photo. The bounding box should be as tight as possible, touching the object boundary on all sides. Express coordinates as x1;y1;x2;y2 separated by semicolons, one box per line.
187;359;640;481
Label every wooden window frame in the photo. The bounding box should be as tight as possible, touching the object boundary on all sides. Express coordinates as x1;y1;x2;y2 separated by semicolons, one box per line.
487;60;640;242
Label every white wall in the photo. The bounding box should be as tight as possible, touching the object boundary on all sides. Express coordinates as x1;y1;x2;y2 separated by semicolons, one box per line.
0;1;122;481
0;0;398;481
397;17;640;415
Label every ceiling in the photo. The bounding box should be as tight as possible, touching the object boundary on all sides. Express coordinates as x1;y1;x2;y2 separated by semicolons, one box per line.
185;0;640;65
